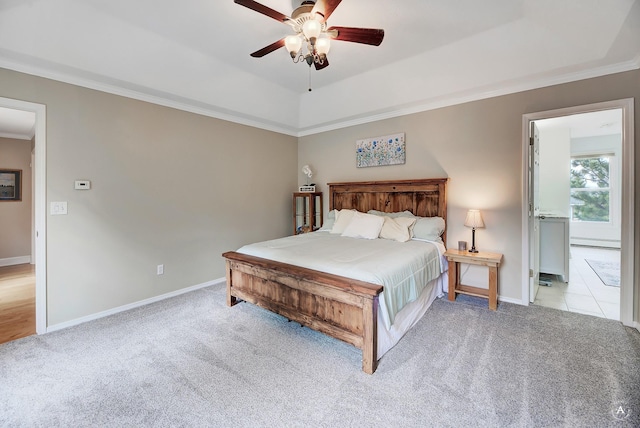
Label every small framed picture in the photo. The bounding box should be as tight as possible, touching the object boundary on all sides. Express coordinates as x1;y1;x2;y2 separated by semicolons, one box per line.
0;169;22;201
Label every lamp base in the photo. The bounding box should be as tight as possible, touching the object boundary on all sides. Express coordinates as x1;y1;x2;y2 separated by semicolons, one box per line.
468;227;478;253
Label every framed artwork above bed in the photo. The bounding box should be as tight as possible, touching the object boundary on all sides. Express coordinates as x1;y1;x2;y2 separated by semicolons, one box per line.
356;133;406;168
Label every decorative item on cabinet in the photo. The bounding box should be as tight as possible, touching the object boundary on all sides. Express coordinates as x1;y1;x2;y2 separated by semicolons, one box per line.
293;192;323;235
299;165;316;192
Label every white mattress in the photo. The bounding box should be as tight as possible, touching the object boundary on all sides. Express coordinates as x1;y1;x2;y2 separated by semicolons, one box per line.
237;231;448;358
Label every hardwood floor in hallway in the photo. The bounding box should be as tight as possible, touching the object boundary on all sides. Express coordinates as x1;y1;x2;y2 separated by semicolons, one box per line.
0;263;36;344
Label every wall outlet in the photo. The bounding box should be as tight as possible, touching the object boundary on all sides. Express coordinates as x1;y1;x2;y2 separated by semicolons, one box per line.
157;264;164;275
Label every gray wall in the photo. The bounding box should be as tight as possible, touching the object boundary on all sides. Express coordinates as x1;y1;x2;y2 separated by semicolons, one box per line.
299;70;640;320
0;137;32;261
0;68;298;326
1;66;638;327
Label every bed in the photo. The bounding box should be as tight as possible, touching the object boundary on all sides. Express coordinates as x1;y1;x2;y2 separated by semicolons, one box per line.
222;178;448;374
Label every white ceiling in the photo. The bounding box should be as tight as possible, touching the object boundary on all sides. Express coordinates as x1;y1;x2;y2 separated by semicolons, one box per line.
0;0;638;137
535;109;623;139
0;107;35;140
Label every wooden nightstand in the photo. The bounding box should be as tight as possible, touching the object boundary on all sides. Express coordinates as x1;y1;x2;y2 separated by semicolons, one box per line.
444;249;503;310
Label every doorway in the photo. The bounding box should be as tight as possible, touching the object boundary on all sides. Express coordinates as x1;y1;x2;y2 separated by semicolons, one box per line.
521;99;635;327
533;110;622;319
0;97;47;335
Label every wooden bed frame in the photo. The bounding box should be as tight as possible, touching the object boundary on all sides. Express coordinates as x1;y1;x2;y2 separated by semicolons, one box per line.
222;178;447;374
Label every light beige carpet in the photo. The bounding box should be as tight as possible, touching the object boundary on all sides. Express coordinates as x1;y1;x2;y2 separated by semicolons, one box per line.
1;284;639;427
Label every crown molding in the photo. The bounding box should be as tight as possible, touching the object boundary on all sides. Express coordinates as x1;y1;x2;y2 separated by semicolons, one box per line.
0;56;300;137
0;131;32;140
1;54;638;139
297;58;640;136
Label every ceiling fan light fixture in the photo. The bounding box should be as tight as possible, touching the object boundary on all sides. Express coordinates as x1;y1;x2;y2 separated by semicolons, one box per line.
235;0;385;78
302;18;321;45
285;34;303;58
315;36;330;56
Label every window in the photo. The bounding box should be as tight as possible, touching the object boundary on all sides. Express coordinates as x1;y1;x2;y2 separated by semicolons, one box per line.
570;156;611;222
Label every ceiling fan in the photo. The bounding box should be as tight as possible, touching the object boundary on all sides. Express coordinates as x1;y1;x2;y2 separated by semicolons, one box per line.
234;0;385;71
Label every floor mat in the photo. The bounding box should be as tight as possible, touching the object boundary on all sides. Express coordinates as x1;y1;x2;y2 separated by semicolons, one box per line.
585;259;620;287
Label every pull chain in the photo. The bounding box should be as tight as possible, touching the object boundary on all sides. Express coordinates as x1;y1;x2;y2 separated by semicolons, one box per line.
308;64;312;92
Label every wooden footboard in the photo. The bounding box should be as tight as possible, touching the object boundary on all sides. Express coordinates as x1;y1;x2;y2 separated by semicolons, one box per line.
222;251;383;374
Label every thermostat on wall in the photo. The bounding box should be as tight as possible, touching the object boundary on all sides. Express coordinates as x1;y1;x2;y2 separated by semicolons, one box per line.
74;180;91;190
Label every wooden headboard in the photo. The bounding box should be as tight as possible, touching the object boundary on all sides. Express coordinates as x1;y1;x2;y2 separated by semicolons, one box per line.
328;178;448;245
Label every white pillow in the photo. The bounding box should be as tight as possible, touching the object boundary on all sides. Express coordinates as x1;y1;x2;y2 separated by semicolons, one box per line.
319;209;337;231
341;211;385;240
379;216;417;242
330;209;357;234
412;216;445;240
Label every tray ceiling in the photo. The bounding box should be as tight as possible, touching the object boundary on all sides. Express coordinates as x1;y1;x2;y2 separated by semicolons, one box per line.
0;0;638;136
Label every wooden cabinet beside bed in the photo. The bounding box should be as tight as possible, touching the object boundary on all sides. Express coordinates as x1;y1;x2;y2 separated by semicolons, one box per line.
293;191;323;234
223;178;448;374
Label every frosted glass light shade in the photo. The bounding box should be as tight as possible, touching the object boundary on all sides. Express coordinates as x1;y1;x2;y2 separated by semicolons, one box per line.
284;35;302;57
464;209;485;228
315;37;330;55
302;19;321;43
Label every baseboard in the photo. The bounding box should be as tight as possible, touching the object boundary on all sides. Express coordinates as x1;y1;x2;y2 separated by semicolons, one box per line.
498;295;525;305
0;255;31;267
46;277;226;333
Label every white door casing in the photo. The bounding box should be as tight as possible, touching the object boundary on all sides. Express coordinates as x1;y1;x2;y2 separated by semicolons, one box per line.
0;97;47;334
522;99;635;327
529;121;540;303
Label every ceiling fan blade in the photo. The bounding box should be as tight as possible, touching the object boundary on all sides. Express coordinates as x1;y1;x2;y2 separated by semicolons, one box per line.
314;57;329;70
250;39;286;57
327;26;385;46
311;0;342;22
234;0;290;23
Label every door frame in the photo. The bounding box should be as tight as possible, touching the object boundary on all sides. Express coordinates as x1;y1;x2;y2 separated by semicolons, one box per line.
0;96;47;334
528;122;540;303
521;98;635;327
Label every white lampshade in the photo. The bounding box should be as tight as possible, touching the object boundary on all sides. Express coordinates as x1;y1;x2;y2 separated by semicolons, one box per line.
284;35;302;58
302;19;322;44
464;209;485;228
315;37;331;56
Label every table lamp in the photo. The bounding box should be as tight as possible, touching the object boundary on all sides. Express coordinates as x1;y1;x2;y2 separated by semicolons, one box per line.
464;209;485;253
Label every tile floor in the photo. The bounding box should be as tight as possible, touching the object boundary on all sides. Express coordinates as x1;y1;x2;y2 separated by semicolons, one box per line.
534;245;620;320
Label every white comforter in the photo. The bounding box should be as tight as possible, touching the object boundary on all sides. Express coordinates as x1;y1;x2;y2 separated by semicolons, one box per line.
236;231;446;330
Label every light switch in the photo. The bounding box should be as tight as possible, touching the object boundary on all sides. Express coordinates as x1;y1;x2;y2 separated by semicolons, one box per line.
51;202;67;215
